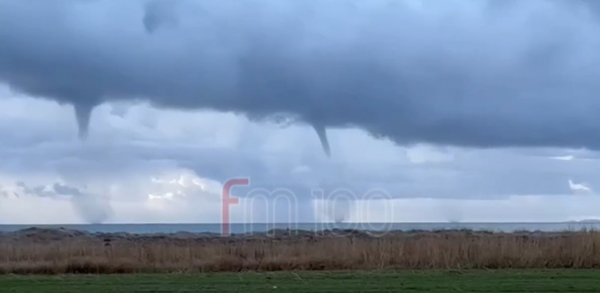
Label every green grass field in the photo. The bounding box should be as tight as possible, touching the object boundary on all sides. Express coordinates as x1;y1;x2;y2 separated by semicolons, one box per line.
1;270;599;292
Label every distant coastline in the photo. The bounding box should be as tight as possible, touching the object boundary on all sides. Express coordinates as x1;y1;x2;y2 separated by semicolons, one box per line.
565;219;600;223
1;221;600;234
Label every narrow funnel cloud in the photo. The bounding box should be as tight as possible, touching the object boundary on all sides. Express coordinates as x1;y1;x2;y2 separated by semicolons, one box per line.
313;125;331;157
73;104;93;140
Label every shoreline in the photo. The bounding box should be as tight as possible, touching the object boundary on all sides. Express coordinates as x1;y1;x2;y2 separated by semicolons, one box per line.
1;221;599;235
1;226;599;247
1;226;596;242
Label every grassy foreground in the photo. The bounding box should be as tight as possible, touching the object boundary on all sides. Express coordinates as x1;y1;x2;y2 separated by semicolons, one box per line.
1;270;599;293
5;229;600;273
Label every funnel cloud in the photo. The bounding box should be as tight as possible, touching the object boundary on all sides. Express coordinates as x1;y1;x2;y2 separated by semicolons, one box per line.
313;124;331;158
73;103;93;140
2;0;600;156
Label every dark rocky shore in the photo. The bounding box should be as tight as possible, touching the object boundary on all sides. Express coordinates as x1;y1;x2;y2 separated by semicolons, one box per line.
0;226;576;245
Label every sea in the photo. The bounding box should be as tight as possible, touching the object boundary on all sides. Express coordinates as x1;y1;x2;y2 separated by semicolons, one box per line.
0;222;599;234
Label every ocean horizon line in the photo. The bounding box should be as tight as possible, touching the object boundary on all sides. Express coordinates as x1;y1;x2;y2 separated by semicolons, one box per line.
1;220;599;225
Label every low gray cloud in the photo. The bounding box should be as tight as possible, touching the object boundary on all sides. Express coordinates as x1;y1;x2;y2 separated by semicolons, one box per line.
53;183;84;197
7;180;113;223
1;0;600;157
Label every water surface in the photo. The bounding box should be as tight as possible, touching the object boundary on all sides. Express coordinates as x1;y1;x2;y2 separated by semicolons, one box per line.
0;222;598;234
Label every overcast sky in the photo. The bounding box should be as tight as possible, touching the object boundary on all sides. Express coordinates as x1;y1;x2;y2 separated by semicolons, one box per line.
1;0;600;224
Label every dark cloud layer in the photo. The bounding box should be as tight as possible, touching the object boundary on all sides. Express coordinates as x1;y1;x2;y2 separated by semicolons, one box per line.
1;0;600;155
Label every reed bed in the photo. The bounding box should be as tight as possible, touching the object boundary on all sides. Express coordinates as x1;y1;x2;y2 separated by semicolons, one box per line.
1;228;600;274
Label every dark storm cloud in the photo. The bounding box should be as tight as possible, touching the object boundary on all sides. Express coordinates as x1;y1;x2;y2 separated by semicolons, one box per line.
1;0;600;153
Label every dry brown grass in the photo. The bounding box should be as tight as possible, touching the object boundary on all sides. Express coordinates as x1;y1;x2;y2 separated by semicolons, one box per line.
2;229;600;274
